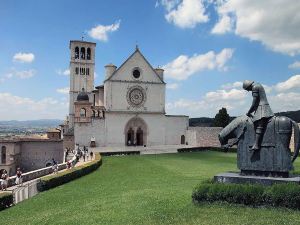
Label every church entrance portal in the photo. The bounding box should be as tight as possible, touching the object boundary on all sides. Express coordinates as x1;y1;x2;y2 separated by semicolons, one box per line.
125;117;147;146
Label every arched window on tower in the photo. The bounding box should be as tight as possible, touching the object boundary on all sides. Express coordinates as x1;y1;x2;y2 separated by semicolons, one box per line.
86;68;89;75
75;47;79;59
87;48;91;60
75;67;79;75
80;108;86;117
1;146;6;164
80;47;85;59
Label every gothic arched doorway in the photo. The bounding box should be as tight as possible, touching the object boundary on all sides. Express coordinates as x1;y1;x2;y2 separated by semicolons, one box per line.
124;117;148;146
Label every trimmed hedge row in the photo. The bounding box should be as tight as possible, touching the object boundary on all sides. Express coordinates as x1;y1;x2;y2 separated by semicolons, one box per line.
37;153;102;192
178;147;237;153
192;181;300;209
0;192;13;211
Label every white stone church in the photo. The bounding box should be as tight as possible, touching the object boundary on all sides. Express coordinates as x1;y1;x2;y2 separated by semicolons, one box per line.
64;40;189;148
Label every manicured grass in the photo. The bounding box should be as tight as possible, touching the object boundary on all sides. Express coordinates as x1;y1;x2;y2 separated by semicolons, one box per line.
1;151;300;225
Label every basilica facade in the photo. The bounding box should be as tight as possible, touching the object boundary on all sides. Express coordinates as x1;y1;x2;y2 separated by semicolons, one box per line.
65;40;189;148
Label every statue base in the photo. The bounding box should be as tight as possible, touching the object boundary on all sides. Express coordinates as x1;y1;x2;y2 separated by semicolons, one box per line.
240;170;289;178
214;172;300;186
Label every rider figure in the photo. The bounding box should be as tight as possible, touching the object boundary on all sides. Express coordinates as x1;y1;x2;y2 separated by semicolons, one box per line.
243;80;274;151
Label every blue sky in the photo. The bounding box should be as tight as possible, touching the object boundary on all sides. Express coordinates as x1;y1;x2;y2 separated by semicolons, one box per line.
1;0;300;120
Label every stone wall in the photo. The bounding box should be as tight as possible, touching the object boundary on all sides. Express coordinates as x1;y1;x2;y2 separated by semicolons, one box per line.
20;140;63;172
187;127;222;147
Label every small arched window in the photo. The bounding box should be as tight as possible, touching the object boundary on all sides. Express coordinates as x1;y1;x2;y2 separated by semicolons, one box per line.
75;67;79;75
86;68;89;75
83;68;85;75
80;108;86;117
87;48;91;60
75;47;79;59
80;47;85;59
1;146;6;164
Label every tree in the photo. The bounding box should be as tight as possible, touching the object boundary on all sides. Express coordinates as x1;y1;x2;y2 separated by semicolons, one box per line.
213;107;230;128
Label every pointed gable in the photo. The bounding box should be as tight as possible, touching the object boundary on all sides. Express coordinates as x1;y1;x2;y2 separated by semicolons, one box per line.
104;48;165;84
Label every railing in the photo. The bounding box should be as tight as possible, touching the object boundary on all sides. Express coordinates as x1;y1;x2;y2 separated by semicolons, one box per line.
7;155;77;188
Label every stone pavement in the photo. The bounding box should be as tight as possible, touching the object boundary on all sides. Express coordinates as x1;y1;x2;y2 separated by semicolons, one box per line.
90;144;195;155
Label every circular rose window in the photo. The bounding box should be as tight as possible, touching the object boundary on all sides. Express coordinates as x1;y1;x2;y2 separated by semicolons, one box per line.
127;86;146;107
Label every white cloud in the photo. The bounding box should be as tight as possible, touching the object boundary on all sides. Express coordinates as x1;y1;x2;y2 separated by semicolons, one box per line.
167;75;300;117
269;92;300;113
56;69;70;76
211;14;232;34
56;87;69;94
221;81;242;89
1;69;36;82
275;75;300;92
162;0;209;28
204;88;246;101
13;52;35;63
0;93;68;120
166;83;179;90
14;69;36;79
212;0;300;55
289;61;300;69
163;48;234;80
88;20;120;42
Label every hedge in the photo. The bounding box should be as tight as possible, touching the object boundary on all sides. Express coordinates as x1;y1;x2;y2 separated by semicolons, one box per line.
0;192;13;211
178;147;237;153
37;153;102;192
192;180;300;209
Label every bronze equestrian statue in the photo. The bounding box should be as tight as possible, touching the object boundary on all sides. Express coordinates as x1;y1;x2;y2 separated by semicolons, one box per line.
219;80;300;177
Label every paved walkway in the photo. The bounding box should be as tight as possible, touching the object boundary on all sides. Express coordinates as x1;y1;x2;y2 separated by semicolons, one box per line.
0;156;94;197
91;144;196;155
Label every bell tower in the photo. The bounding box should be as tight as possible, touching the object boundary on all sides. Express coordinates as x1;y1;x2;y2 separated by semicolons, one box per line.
69;40;96;128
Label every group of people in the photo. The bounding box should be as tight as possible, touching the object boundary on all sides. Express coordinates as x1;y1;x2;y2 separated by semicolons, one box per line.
0;168;23;191
76;145;94;163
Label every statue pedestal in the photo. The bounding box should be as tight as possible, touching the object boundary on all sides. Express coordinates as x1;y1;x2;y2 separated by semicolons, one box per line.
214;172;300;186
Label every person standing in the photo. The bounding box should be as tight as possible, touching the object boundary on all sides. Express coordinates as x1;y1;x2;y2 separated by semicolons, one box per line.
90;151;94;160
83;151;86;162
1;170;8;191
15;168;23;187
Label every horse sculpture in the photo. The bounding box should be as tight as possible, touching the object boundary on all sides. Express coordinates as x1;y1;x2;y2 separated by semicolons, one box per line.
219;115;300;177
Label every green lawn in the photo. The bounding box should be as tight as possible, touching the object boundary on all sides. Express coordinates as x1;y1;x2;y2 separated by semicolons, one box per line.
1;151;300;225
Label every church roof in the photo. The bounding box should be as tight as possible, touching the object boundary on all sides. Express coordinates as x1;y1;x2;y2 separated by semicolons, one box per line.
104;47;165;84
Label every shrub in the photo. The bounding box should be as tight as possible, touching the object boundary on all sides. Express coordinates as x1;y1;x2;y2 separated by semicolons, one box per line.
0;192;13;211
192;181;300;210
38;153;102;192
178;147;237;153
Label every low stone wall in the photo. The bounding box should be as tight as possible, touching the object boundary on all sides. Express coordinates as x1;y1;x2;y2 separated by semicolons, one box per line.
6;157;76;187
187;127;222;147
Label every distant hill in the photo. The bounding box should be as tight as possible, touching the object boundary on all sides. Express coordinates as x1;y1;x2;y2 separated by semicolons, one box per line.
0;119;64;135
190;110;300;127
0;119;64;128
